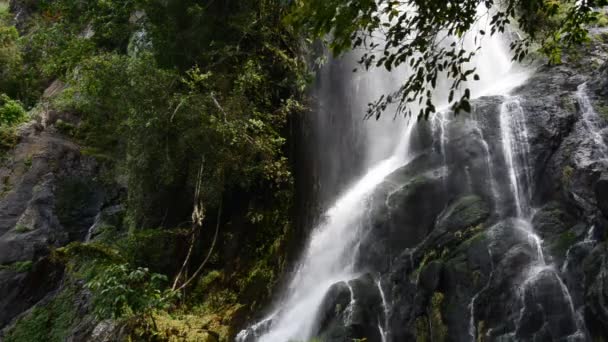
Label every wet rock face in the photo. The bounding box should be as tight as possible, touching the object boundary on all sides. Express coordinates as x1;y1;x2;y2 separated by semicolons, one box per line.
516;268;579;340
0;119;120;329
314;274;384;342
315;42;608;341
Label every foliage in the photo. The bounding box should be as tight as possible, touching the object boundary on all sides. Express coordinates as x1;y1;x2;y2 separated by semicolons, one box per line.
287;0;608;119
0;21;22;95
0;94;26;127
85;263;172;320
3;0;305;339
0;94;27;158
150;311;225;342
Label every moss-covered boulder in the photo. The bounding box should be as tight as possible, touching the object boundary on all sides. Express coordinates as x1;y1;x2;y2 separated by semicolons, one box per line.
436;195;490;233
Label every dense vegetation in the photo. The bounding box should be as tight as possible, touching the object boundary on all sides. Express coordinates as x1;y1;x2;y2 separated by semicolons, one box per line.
1;0;308;340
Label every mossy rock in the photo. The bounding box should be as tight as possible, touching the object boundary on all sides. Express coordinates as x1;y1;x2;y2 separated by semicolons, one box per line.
531;202;576;239
4;284;79;342
548;230;578;258
436;195;490;233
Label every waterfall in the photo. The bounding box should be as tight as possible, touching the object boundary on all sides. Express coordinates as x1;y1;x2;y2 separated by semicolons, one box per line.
239;5;530;342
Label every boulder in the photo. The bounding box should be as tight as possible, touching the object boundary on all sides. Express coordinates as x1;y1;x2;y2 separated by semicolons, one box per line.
435;195;490;233
314;274;384;342
515;268;579;340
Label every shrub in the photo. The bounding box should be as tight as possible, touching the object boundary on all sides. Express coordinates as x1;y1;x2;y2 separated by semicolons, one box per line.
0;94;26;127
85;263;173;320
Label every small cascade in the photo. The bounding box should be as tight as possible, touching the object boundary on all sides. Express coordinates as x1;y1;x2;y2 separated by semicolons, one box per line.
344;282;356;325
516;266;582;338
499;97;533;218
431;110;450;158
498;98;587;338
84;212;102;242
562;225;597;273
514;219;546;265
376;279;390;342
576;83;608;160
585;225;596;242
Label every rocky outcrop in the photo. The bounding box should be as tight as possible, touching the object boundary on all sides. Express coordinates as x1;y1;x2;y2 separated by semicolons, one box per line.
0;111;121;331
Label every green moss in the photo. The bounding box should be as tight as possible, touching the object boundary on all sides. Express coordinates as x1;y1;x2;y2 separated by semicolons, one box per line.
54;119;76;136
430;292;448;341
412;249;438;281
437;195;489;233
415;316;429;342
4;285;78;342
13;223;32;233
562;165;574;186
596;104;608;121
560;96;577;113
594;11;608;27
0;260;33;272
550;230;578;257
476;320;486;342
23;155;32;170
79;147;114;162
415;292;447;342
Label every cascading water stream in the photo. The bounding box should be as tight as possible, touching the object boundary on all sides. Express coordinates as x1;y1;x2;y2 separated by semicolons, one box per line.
496;94;587;338
376;279;390;342
239;5;531;342
236;154;413;342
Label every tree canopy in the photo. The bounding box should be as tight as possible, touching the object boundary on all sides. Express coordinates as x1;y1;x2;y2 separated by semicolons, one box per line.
288;0;608;119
